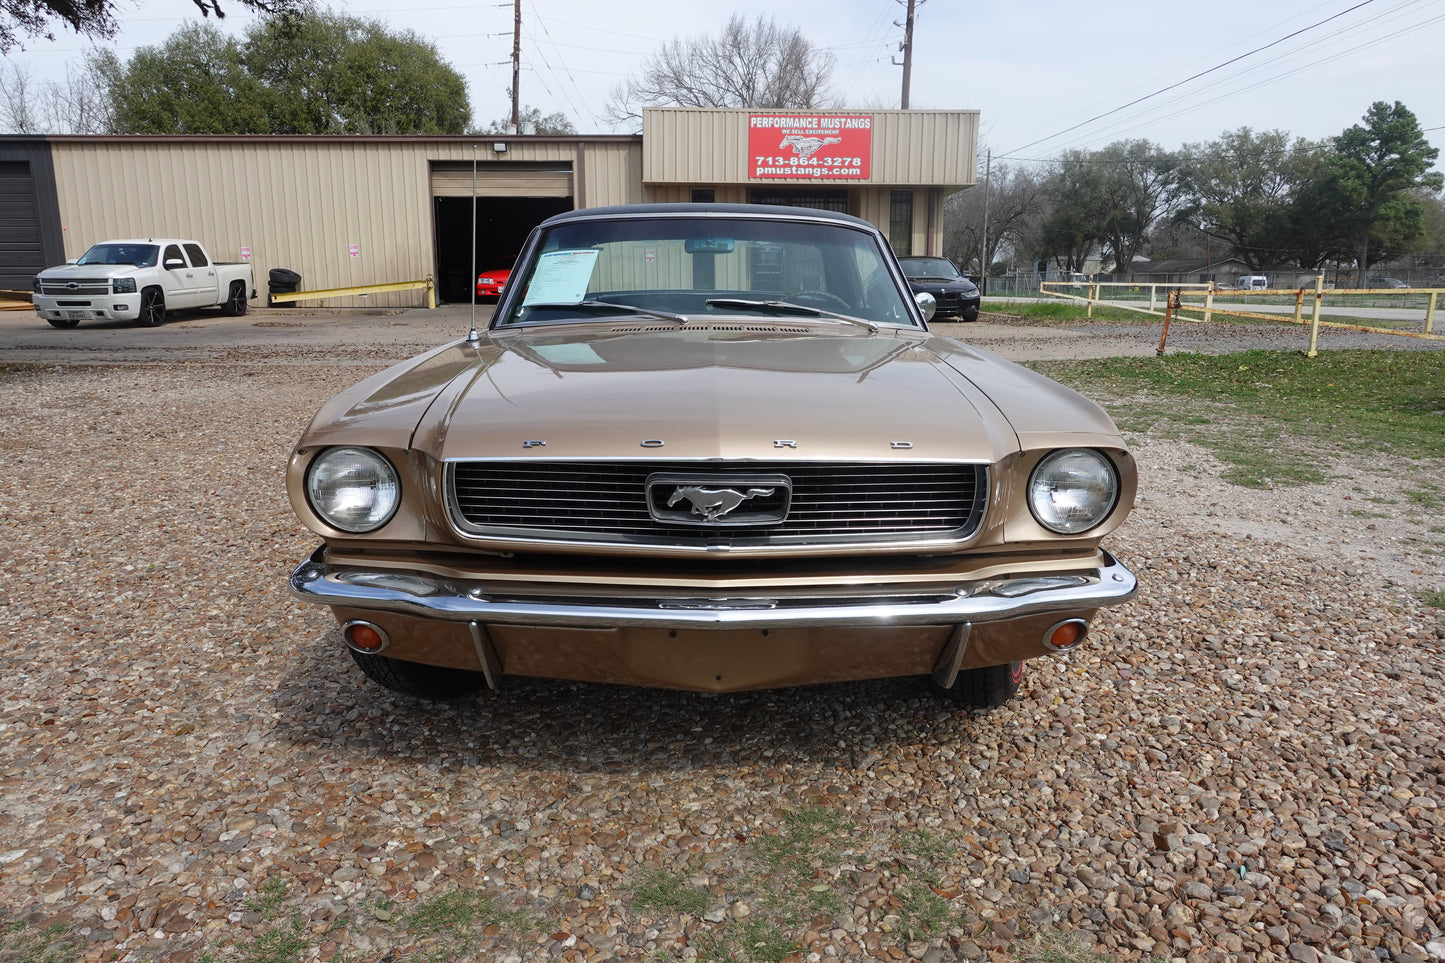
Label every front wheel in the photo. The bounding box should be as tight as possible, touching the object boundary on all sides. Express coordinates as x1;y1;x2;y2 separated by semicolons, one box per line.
47;316;81;329
137;288;165;327
221;280;248;316
939;661;1023;709
348;649;489;700
960;304;981;323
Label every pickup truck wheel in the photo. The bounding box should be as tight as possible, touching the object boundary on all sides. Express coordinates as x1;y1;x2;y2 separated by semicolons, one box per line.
47;317;81;329
221;280;248;316
942;661;1023;709
137;288;165;327
348;649;488;700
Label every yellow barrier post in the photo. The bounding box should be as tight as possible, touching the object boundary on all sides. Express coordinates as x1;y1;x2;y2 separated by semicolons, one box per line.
1306;274;1324;358
1204;282;1213;325
427;276;436;310
1087;283;1096;320
1427;292;1437;335
1293;288;1304;325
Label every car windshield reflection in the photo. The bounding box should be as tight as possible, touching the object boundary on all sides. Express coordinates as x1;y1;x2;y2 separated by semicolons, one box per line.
494;215;918;329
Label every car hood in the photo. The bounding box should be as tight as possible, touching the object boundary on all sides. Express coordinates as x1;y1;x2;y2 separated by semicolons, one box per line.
300;324;1123;461
400;324;1021;462
39;263;143;279
907;278;978;294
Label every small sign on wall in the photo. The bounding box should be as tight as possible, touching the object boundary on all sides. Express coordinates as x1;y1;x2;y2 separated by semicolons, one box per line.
349;243;360;258
240;246;251;261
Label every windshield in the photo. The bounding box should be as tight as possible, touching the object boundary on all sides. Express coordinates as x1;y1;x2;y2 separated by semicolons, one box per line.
494;215;919;329
898;257;961;279
76;243;159;268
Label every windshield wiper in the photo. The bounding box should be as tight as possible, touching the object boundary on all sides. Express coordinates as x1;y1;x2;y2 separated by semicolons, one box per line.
521;300;689;325
704;298;878;333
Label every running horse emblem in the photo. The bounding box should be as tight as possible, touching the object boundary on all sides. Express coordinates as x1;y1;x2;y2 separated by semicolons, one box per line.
667;486;775;522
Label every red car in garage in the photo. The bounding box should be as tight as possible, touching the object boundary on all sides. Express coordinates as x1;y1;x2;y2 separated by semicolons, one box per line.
476;268;511;299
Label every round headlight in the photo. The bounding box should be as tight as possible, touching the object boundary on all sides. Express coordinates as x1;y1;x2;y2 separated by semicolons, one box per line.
306;447;400;533
1028;449;1118;534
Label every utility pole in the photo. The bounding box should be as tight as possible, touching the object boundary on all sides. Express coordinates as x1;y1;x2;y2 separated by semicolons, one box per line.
893;0;922;109
510;0;522;134
979;149;991;292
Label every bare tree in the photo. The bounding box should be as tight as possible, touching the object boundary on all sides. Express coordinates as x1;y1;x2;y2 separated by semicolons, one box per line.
0;62;39;132
943;161;1047;275
606;14;832;127
0;58;111;132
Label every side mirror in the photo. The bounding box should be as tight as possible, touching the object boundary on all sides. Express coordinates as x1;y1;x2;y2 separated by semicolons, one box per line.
914;291;937;322
165;258;185;270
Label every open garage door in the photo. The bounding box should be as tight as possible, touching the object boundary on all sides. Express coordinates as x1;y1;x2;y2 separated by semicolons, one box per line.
0;161;47;291
432;162;573;303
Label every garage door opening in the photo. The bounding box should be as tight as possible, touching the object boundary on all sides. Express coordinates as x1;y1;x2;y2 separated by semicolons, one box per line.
433;196;572;303
431;160;574;304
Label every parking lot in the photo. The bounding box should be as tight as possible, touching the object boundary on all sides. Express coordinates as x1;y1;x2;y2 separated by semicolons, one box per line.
0;305;1441;963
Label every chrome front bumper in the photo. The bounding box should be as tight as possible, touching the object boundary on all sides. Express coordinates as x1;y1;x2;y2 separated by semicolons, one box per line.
34;293;140;321
288;547;1138;631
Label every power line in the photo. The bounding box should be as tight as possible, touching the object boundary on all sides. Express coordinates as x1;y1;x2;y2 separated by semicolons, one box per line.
999;0;1379;157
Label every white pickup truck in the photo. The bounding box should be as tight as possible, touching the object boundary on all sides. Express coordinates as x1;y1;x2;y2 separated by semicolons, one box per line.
32;238;256;328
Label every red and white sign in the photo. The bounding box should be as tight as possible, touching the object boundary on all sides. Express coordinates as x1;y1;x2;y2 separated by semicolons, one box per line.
349;243;360;259
240;246;251;261
748;113;872;180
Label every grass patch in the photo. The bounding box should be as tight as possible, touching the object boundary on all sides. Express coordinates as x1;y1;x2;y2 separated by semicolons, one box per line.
1029;349;1445;488
199;879;545;963
0;921;79;963
982;300;1162;324
628;869;710;918
1420;589;1445;609
895;883;952;940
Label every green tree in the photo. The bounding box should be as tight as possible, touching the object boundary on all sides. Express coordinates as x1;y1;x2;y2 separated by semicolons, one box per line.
98;25;269;134
100;10;470;134
1089;140;1186;273
1032;150;1100;273
2;0;303;55
1324;101;1443;282
1181;128;1326;272
478;105;575;135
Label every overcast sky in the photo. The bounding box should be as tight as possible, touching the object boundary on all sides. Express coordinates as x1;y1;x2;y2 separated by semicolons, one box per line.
7;0;1444;166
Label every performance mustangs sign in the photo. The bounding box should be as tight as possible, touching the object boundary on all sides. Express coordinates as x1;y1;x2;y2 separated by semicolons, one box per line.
748;113;873;180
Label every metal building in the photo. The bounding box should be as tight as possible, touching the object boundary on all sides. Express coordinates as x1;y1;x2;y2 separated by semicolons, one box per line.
0;107;977;307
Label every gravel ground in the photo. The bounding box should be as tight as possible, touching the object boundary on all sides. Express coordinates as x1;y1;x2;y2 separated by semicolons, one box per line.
1;324;1442;963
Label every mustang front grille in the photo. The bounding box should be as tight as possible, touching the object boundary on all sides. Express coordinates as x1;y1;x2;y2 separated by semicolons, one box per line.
446;461;987;547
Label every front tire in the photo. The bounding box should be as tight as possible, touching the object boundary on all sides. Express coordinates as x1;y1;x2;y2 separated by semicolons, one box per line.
221;280;248;316
137;288;165;327
941;661;1023;708
47;317;80;329
348;649;488;700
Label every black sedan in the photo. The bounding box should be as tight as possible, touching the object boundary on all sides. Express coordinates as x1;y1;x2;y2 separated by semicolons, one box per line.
897;256;981;322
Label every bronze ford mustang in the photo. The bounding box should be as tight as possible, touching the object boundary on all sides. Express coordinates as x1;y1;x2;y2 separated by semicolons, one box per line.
287;204;1136;708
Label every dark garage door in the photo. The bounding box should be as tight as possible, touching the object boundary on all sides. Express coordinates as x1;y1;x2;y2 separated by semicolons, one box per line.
431;162;573;304
0;161;46;291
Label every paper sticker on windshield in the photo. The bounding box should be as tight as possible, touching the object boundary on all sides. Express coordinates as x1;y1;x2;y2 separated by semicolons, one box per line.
522;249;600;305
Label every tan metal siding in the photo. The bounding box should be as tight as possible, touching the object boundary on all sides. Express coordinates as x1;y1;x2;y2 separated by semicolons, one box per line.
643;108;978;187
431;163;573;197
50;139;433;307
45;136;644;308
581;142;644;206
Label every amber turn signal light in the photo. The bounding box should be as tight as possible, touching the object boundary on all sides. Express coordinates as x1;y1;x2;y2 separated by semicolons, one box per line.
342;620;390;654
1043;618;1088;652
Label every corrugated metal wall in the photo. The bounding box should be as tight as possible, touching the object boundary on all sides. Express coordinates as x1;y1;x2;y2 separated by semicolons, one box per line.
46;136;642;308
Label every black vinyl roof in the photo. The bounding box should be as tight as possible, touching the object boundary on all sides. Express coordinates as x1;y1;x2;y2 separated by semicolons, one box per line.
538;203;877;231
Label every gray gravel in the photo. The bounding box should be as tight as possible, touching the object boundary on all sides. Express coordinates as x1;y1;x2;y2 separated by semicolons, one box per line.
0;317;1441;963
